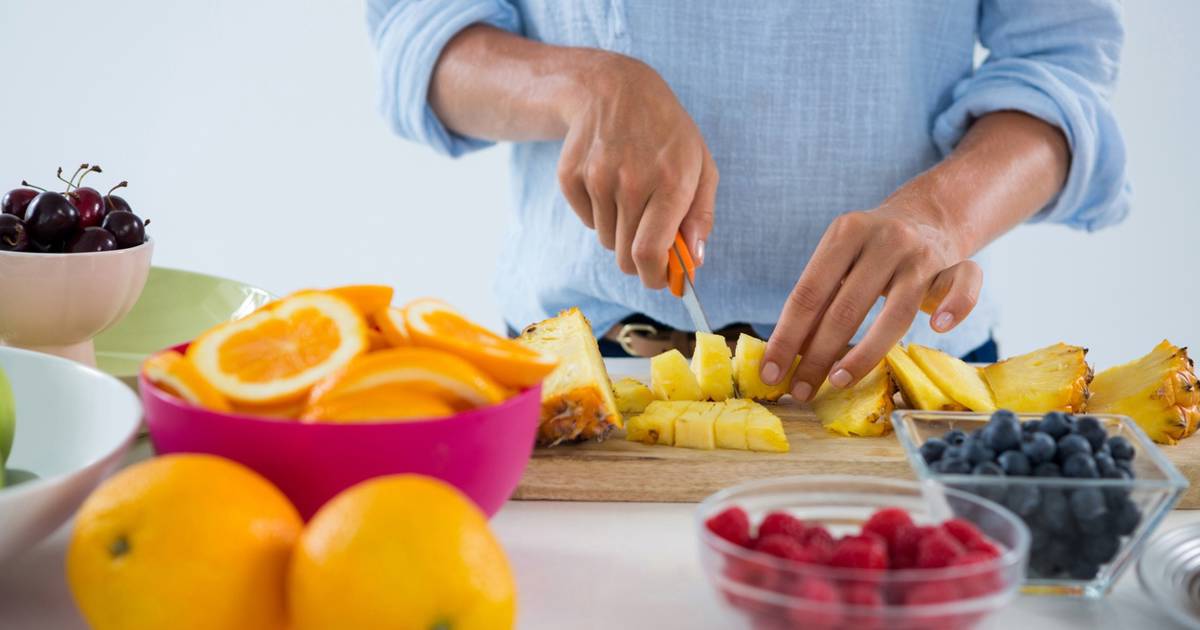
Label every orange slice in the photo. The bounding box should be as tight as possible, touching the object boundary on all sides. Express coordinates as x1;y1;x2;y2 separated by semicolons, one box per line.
403;298;558;389
308;347;507;411
188;292;369;405
300;388;455;423
326;285;394;317
372;307;411;347
231;399;306;420
142;350;232;412
366;327;390;352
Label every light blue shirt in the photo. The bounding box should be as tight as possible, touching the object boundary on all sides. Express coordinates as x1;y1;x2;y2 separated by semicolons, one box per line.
367;0;1129;357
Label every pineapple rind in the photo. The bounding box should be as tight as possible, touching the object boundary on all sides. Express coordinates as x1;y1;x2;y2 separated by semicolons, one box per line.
813;361;896;437
613;377;657;415
982;342;1091;413
886;345;964;411
691;332;735;401
1089;340;1200;445
732;334;800;401
907;344;997;412
651;349;704;401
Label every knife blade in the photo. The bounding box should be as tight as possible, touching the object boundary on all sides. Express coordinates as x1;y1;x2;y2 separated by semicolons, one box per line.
667;232;712;334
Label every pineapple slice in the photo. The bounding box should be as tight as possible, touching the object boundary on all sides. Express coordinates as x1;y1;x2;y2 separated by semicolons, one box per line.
613;377;657;415
813;361;896;437
691;332;734;401
886;345;964;411
674;402;723;450
518;308;621;445
1088;340;1200;444
651;349;704;401
907;344;997;412
731;334;800;401
982;343;1092;413
625;400;692;446
745;401;790;452
714;399;752;450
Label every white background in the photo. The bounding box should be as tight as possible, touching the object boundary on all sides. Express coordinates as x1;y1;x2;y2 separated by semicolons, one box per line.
0;1;1196;369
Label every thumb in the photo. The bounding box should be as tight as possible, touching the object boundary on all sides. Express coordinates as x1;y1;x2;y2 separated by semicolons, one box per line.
678;156;718;266
921;259;983;333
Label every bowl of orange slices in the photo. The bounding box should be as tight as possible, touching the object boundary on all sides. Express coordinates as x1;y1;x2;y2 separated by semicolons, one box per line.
138;285;557;518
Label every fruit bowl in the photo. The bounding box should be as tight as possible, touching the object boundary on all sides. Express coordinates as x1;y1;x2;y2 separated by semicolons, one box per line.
141;344;542;519
0;240;153;366
696;476;1029;629
0;346;141;563
893;410;1188;598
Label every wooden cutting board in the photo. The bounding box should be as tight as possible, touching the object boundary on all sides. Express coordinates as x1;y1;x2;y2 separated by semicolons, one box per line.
513;361;1200;508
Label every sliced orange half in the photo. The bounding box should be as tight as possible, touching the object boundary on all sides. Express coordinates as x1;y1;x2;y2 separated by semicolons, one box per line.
402;298;558;389
188;292;369;405
142;350;232;412
308;347;507;411
366;327;390;352
325;285;394;317
230;399;307;420
372;307;411;347
300;388;455;423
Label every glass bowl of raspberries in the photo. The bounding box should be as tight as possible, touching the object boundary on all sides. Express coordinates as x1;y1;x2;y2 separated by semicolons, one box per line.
697;476;1030;630
893;409;1189;598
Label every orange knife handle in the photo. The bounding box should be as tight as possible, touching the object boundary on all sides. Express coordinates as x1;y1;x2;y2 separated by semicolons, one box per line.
667;232;695;298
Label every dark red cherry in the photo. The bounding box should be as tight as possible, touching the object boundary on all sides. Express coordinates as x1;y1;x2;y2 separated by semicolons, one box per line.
2;188;38;217
67;187;106;228
24;192;80;245
0;214;29;251
101;210;145;249
67;226;118;253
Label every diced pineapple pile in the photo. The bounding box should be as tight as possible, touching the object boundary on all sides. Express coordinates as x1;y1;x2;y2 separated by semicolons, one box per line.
625;400;789;453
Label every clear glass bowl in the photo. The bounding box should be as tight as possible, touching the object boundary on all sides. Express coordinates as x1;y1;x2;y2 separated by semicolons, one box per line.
696;475;1030;630
892;410;1189;598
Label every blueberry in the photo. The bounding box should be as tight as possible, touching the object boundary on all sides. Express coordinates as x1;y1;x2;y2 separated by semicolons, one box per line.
985;411;1022;452
966;439;996;465
1038;489;1074;533
1022;419;1042;433
1112;497;1142;536
1116;458;1135;478
1077;421;1108;452
941;458;972;474
920;438;948;464
1057;434;1093;462
1063;453;1099;479
1034;462;1062;478
998;450;1032;476
1030;527;1050;552
943;429;967;446
1082;533;1121;565
1021;432;1057;464
1075;415;1103;435
1046;538;1075;570
1079;514;1110;537
973;461;1005;476
1068;559;1100;580
1041;412;1072;439
1069;488;1107;521
1102;467;1131;480
1094;452;1117;476
1004;484;1041;517
943;445;967;462
1108;436;1135;462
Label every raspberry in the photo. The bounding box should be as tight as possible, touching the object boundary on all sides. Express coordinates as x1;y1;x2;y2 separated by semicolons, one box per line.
799;525;836;563
754;534;825;565
706;506;752;547
840;583;884;630
904;581;962;605
948;552;1004;597
830;534;888;570
941;518;985;548
968;538;1002;558
758;511;808;540
915;528;965;568
862;507;913;548
890;524;933;569
787;578;843;628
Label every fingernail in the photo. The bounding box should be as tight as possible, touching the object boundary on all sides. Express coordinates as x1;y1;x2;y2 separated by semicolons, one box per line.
760;361;780;385
933;311;954;332
830;368;852;388
695;239;706;266
791;382;812;402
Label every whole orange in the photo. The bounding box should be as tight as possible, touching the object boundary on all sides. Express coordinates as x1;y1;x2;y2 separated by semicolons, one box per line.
66;454;302;630
289;474;516;630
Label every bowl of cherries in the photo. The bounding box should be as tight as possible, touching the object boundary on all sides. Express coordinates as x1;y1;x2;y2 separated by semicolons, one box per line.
0;164;153;366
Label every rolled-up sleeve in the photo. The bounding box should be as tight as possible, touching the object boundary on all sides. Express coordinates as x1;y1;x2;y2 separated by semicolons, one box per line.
367;0;521;157
932;0;1130;231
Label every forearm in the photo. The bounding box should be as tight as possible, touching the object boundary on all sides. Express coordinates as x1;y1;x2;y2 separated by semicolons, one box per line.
429;24;605;142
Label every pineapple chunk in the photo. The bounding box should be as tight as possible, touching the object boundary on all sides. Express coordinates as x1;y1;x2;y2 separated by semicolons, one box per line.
651;349;704;401
691;332;735;401
1088;340;1200;444
982;343;1092;413
625;400;692;446
886;345;964;411
907;344;996;412
674;402;723;450
519;308;621;445
714;400;751;450
613;377;657;415
813;361;896;437
745;401;790;452
732;334;800;401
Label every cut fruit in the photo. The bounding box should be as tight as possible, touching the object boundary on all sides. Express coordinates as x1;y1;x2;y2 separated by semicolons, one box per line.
142;350;232;412
366;328;390;352
307;347;507;411
691;332;734;401
731;334;800;401
745;401;790;452
625;399;788;452
674;402;723;450
406;298;557;389
518;308;622;445
886;345;964;411
231;399;306;420
613;377;657;415
651;349;704;401
372;307;411;347
187;292;369;405
301;388;455;423
625;400;692;446
982;343;1092;413
1088;340;1200;444
907;344;996;412
813;361;896;437
325;285;394;318
714;400;751;450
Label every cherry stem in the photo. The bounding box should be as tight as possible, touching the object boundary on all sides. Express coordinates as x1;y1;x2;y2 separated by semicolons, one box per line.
143;219;151;227
20;180;48;192
107;181;128;196
76;165;102;188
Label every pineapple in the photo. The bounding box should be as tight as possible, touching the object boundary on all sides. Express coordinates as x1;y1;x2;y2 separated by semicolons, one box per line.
518;308;621;446
885;345;964;411
674;401;723;450
714;400;751;450
625;400;692;446
982;343;1092;413
732;334;800;401
651;349;704;401
691;332;735;401
812;361;896;437
624;399;788;452
1088;340;1200;444
745;401;790;452
613;377;657;415
907;344;997;412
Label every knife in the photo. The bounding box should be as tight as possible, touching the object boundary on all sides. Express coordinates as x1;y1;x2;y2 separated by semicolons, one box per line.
667;232;712;334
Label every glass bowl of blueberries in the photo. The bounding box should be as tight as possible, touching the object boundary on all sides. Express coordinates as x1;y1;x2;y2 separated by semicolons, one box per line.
892;409;1189;598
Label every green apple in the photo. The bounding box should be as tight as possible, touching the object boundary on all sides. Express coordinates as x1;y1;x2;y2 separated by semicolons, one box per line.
0;365;14;487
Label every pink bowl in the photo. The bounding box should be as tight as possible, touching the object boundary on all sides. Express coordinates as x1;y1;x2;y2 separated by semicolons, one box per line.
141;344;541;519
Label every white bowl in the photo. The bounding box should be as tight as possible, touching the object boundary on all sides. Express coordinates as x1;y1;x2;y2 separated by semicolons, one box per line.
0;346;141;563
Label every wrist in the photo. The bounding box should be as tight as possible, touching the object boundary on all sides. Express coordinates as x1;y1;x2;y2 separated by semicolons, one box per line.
549;50;648;130
882;170;976;261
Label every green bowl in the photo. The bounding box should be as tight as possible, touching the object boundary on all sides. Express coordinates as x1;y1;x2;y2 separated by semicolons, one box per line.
93;267;274;384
